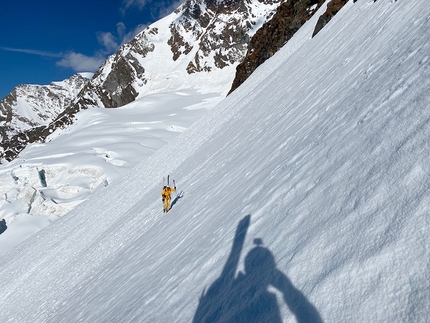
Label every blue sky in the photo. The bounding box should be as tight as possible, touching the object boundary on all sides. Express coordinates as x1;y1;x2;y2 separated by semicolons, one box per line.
0;0;185;99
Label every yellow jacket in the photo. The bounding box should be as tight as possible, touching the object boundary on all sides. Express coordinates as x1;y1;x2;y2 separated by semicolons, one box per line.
162;186;176;201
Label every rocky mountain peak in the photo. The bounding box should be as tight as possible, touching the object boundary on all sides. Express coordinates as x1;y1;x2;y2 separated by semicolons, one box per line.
0;73;91;144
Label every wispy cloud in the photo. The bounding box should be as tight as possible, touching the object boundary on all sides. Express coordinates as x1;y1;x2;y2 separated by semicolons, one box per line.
97;31;119;53
1;47;63;58
121;0;151;15
117;22;127;42
56;52;105;72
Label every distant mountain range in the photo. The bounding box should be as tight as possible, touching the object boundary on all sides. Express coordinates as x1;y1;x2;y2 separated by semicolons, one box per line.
0;0;345;163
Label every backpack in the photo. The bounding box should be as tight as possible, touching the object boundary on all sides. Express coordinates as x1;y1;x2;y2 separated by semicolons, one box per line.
162;187;170;201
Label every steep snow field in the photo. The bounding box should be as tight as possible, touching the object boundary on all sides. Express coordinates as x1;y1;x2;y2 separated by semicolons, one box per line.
1;0;430;322
0;87;225;255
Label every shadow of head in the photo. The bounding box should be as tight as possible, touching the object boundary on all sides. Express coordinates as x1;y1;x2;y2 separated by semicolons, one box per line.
244;240;276;281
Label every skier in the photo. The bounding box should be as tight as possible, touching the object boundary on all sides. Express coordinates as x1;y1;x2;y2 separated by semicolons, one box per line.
162;183;176;213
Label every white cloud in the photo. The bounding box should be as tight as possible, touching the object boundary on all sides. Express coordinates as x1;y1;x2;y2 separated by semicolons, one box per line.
97;32;119;53
56;52;105;72
117;22;127;42
121;0;151;14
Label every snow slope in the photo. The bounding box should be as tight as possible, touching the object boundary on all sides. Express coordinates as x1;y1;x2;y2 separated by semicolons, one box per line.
0;82;226;256
1;0;429;322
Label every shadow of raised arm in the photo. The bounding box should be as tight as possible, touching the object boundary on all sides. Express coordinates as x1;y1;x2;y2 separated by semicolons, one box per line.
192;215;250;323
272;269;323;323
219;214;250;281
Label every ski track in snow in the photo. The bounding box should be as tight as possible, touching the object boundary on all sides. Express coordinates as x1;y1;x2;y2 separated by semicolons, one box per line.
1;1;430;322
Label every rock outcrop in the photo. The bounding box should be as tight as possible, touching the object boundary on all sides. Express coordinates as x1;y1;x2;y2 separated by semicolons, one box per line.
312;0;349;38
228;0;325;95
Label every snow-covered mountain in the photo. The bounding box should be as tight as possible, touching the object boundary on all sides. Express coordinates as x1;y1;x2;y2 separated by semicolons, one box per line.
0;0;429;322
0;0;284;163
78;0;282;109
0;73;91;147
0;73;91;132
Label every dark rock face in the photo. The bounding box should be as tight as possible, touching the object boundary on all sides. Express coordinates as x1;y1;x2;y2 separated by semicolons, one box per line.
0;92;14;124
72;33;154;111
1;122;57;162
178;0;281;74
312;0;348;38
228;0;325;95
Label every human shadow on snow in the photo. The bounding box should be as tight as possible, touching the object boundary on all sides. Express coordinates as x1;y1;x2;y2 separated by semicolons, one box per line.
192;214;323;323
170;191;184;209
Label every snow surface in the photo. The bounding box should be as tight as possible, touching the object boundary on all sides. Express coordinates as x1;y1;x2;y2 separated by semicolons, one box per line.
1;0;430;322
0;88;224;256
